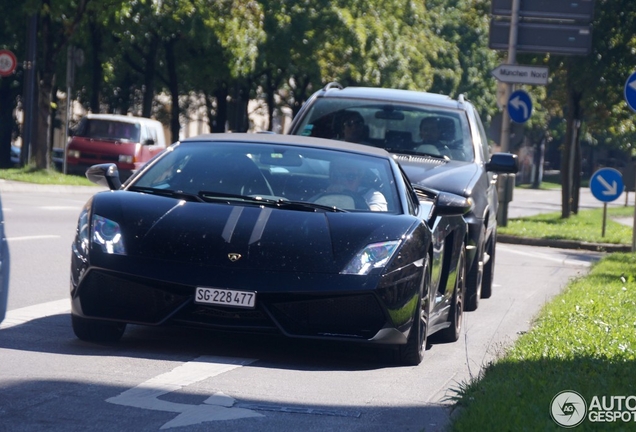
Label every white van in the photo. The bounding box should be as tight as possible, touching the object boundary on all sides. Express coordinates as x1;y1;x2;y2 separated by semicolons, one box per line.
65;114;167;180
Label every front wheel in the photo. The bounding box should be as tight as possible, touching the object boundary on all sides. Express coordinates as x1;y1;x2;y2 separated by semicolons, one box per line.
481;230;496;299
465;225;485;312
397;262;430;366
72;315;126;342
437;245;466;342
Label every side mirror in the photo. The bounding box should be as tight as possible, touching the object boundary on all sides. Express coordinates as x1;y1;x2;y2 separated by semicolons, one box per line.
434;191;473;216
143;139;155;145
486;152;518;173
85;163;122;190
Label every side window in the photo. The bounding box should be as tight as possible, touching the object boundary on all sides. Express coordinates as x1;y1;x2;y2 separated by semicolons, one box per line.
400;168;418;215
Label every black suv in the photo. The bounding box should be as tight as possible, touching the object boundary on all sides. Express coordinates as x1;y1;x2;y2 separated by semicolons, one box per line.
288;83;517;311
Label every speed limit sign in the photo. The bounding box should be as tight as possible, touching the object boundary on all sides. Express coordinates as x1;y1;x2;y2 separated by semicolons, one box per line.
0;50;17;77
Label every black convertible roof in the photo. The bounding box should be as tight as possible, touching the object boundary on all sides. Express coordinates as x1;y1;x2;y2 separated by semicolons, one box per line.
179;132;394;159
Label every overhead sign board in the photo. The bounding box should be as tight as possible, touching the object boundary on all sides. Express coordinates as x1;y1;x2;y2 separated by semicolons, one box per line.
491;64;549;85
508;90;533;123
491;0;595;22
489;21;592;56
625;71;636;113
590;168;624;202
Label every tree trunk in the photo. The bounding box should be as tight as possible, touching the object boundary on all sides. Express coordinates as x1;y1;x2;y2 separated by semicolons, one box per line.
165;38;180;143
141;37;159;118
89;18;103;113
212;85;228;133
0;78;16;168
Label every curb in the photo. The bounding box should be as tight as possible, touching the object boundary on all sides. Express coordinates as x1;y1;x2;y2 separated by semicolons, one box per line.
497;234;632;253
0;179;104;194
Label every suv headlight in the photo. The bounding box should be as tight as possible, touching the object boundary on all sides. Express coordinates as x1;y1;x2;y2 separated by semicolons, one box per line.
341;240;399;275
92;215;126;255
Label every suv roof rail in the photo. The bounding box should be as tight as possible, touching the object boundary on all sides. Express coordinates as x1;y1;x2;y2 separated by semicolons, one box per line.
324;82;343;91
458;94;466;104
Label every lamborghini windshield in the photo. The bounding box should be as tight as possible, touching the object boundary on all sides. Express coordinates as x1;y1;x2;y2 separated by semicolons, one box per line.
131;140;401;213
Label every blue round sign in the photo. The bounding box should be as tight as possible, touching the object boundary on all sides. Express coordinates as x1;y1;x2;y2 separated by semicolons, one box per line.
590;168;624;203
507;90;532;123
625;71;636;113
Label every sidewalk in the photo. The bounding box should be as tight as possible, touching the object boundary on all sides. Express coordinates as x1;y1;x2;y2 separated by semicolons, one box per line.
502;187;634;253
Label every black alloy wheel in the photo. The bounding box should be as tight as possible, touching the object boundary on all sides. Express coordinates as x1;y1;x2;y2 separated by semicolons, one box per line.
437;245;466;342
397;260;431;366
481;229;496;299
465;226;485;312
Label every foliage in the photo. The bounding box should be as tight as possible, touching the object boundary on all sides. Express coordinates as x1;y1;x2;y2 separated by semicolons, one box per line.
449;253;636;431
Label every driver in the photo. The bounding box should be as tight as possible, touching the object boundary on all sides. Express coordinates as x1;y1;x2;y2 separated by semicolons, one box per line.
325;159;387;211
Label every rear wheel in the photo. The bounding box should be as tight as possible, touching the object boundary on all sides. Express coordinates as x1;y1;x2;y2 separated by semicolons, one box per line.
437;245;466;342
481;229;497;299
397;262;430;366
465;226;485;312
72;315;126;342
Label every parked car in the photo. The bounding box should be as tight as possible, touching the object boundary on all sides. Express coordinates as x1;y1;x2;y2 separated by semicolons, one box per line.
71;133;470;365
65;113;166;180
288;84;518;311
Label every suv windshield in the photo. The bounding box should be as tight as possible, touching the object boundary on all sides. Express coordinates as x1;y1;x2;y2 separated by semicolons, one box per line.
78;119;141;142
293;98;474;162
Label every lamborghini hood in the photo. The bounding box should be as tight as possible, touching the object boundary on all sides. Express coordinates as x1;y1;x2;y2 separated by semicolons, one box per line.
89;191;416;273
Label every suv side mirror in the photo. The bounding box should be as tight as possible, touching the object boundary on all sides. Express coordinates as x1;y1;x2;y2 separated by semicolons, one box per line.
143;139;155;145
486;153;518;173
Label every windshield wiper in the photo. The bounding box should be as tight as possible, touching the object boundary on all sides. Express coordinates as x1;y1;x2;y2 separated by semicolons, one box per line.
197;191;346;212
128;186;205;202
384;148;449;160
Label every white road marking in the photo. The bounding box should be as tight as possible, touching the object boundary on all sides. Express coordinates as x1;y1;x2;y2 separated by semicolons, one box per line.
7;235;61;241
0;299;70;329
497;244;593;267
106;355;262;429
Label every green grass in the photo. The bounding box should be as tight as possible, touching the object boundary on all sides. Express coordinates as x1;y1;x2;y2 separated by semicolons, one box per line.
448;253;636;431
499;206;633;244
0;167;94;186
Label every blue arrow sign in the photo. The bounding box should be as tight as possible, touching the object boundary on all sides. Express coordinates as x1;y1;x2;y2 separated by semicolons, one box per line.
590;168;624;203
507;90;532;123
625;71;636;112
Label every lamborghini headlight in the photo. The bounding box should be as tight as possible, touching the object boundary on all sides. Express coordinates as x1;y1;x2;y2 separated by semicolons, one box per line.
92;215;126;255
341;240;400;275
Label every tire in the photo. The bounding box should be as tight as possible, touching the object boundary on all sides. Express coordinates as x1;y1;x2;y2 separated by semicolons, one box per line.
481;229;496;299
437;245;466;343
465;226;485;312
72;315;126;343
397;262;430;366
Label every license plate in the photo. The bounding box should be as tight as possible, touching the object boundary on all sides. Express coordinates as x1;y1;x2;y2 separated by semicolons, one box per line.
194;287;256;308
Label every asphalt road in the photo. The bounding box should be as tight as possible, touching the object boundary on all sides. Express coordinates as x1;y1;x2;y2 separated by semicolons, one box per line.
0;182;609;431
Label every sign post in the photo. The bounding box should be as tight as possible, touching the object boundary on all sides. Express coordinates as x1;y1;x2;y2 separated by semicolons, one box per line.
624;71;636;251
590;168;624;237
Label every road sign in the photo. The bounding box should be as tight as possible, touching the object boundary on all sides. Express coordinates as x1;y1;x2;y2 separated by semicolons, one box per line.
625;71;636;113
590;168;624;202
491;0;595;22
507;90;532;123
0;50;17;77
489;21;592;56
491;64;549;85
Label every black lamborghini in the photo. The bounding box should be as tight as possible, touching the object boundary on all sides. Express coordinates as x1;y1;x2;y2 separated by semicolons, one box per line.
70;133;470;365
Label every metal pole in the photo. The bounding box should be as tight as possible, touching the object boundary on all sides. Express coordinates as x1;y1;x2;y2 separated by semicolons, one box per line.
632;168;636;252
602;203;607;237
498;0;520;153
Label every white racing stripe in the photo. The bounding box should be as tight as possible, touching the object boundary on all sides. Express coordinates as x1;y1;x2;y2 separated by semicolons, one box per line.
0;299;70;329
